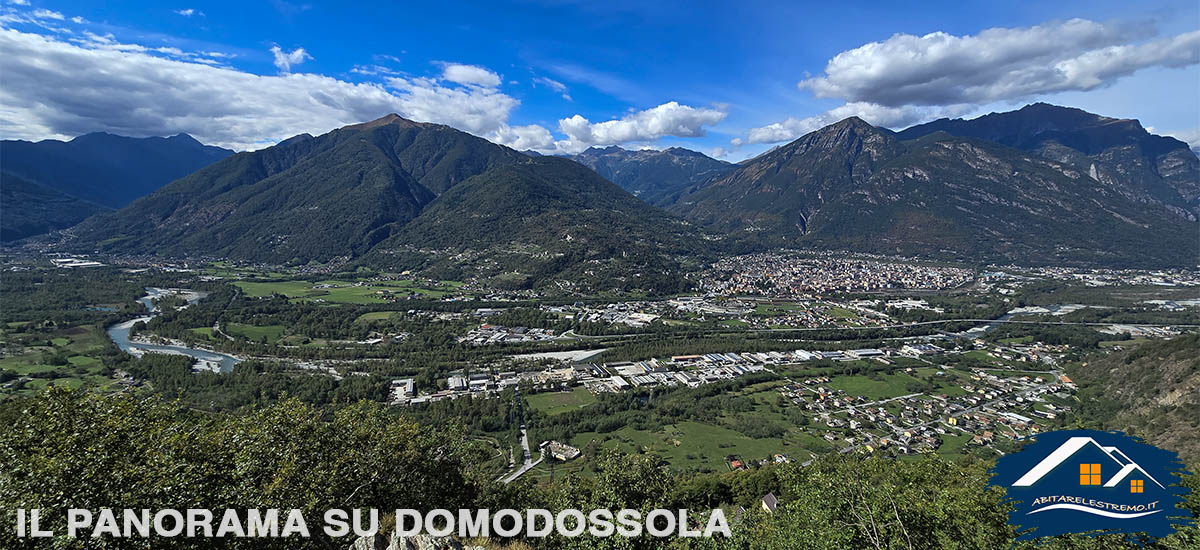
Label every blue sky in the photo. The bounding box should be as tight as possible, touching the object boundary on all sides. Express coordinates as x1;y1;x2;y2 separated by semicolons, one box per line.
1;0;1197;159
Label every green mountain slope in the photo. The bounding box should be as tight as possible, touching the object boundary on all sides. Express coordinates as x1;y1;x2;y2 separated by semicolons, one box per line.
670;116;1199;267
571;146;735;206
0;172;108;241
1070;334;1200;463
370;157;709;292
68;115;526;263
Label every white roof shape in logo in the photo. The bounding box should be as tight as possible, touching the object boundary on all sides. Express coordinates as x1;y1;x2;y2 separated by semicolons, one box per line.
1011;436;1163;489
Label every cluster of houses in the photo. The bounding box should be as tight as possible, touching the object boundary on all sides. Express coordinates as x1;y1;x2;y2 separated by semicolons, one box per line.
700;254;974;297
779;366;1074;455
727;453;792;471
973;340;1071;365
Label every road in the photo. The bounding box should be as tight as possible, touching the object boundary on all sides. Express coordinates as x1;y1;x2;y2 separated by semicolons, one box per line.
501;424;543;483
500;388;543;484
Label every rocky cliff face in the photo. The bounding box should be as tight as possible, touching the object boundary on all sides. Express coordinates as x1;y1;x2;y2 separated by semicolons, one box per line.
898;103;1200;220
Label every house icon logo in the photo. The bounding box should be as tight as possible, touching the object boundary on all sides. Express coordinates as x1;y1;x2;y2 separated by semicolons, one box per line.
990;430;1192;540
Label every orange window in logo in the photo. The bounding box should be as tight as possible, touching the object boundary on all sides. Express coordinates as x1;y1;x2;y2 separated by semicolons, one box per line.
1131;479;1143;493
1080;463;1101;485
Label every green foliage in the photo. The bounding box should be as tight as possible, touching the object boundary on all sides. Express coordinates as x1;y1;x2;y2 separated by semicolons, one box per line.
0;388;489;549
1069;334;1200;464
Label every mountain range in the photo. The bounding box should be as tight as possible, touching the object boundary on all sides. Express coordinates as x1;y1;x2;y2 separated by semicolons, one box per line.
569;146;735;206
26;103;1200;288
897;103;1199;221
65;115;703;291
671;106;1199;267
0;132;233;240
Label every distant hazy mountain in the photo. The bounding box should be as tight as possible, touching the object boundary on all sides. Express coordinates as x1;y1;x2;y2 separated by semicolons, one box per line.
0;173;107;241
1;132;233;208
571;146;735;206
897;103;1200;220
0;132;233;241
671;114;1198;267
69;115;704;291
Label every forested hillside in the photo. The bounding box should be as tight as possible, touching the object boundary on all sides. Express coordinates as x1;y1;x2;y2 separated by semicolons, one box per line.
1070;334;1200;464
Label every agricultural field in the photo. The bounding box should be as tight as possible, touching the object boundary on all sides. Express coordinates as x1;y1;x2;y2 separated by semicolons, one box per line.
234;279;466;304
753;302;807;316
526;387;597;415
822;372;926;400
225;323;286;344
355;311;396;323
0;324;115;397
570;420;813;473
563;382;826;473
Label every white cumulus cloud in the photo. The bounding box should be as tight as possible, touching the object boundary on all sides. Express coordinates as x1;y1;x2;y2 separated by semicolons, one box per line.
800;19;1198;107
0;28;525;150
556;101;727;153
270;45;311;73
440;63;501;87
0;26;727;156
31;9;64;20
742;19;1200;145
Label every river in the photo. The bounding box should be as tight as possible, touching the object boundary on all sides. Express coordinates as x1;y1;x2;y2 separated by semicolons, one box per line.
106;288;242;373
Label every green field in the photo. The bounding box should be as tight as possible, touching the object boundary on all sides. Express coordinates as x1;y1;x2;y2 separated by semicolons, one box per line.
355;311;396;323
527;387;597;415
824;371;923;400
825;306;859;319
225;323;286;343
936;432;972;456
754;303;807;316
564;381;827;472
571;421;809;472
235;279;465;304
0;324;115;397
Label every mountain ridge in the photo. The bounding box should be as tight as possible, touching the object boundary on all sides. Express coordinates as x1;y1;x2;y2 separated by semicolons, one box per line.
571;145;735;206
897;103;1200;220
64;115;707;291
670;106;1199;267
0;132;234;208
